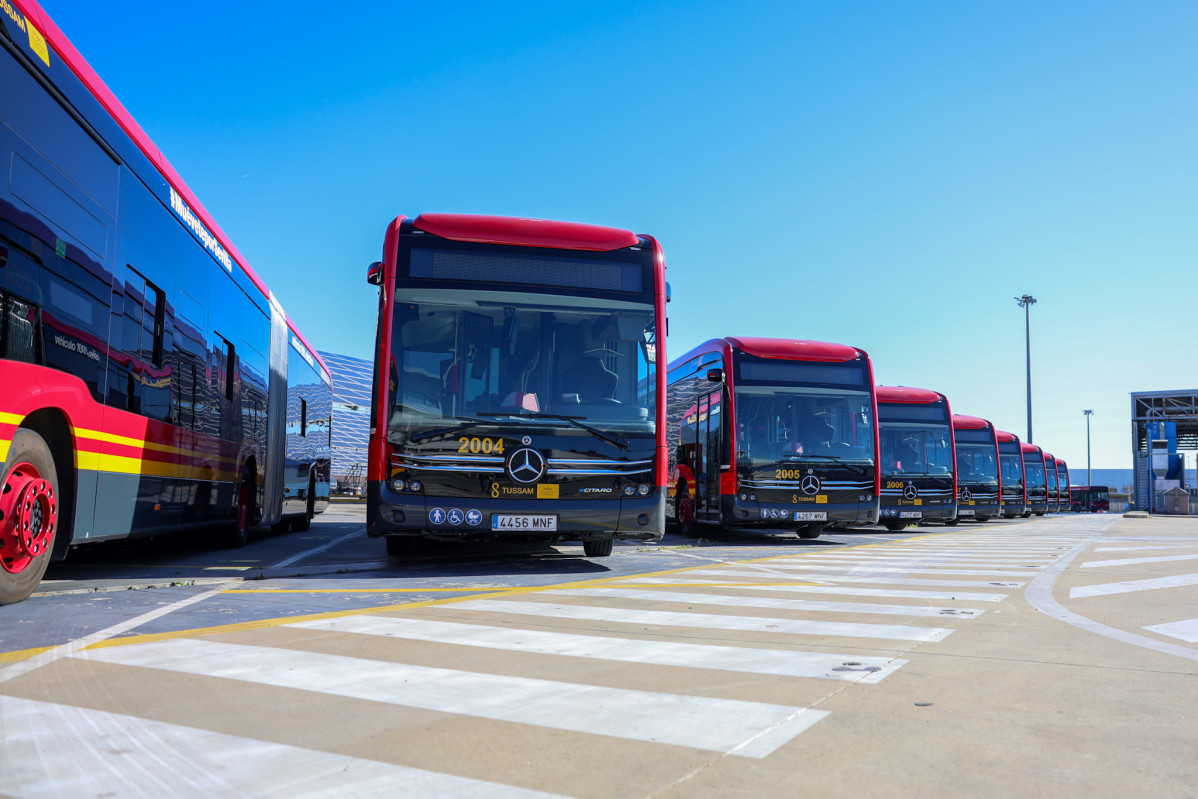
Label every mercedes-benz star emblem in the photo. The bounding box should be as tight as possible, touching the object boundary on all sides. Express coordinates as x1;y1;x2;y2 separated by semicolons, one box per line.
903;484;919;500
800;475;822;495
506;447;546;484
960;487;972;502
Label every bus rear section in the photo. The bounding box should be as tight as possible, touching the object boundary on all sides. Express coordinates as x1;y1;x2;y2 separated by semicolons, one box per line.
365;214;667;557
949;415;1000;522
668;337;879;541
1043;452;1061;513
1021;442;1049;515
1070;485;1110;513
996;430;1026;518
876;387;956;530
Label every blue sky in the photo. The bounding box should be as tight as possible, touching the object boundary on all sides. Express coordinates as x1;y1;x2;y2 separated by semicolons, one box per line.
45;0;1198;469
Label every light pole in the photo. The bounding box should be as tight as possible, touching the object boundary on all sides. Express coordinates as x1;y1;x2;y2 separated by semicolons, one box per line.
1084;409;1094;486
1016;294;1037;443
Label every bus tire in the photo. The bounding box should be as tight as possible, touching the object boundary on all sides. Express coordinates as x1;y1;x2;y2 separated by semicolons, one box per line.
944;518;959;526
797;524;822;539
583;536;613;557
291;476;316;533
0;430;60;605
882;520;907;532
675;486;696;537
385;536;418;557
225;472;253;548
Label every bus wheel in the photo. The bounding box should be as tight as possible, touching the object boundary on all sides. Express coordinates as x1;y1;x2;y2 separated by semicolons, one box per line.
291;476;316;533
797;524;822;539
882;520;907;532
675;487;696;537
583;536;614;557
385;536;419;557
944;518;959;526
0;430;59;605
226;474;253;548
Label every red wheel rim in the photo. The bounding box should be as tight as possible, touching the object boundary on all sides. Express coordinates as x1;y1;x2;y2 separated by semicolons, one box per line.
1;462;57;574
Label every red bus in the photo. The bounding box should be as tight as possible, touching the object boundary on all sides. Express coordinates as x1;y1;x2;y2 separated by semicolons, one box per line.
1069;485;1110;513
364;214;667;557
996;430;1027;518
950;415;1000;522
0;0;331;603
1021;442;1049;515
667;338;880;540
1055;458;1071;510
1043;452;1061;513
876;387;956;530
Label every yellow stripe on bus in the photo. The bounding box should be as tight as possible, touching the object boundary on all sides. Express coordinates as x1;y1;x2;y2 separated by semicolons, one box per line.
0;411;24;426
72;427;237;463
75;451;236;481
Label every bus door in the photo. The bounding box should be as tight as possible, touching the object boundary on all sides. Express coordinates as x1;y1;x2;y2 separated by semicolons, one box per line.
699;389;723;520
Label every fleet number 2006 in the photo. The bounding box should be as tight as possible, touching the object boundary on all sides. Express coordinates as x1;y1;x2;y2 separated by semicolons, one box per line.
458;437;505;455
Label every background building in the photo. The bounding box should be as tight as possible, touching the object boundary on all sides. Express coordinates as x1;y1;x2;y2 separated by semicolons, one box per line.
318;351;372;491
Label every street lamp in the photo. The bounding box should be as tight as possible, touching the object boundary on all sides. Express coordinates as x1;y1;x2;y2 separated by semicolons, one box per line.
1015;294;1037;443
1084;409;1094;486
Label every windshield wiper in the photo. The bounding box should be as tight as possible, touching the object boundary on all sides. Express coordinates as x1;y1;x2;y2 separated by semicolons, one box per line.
781;453;867;476
477;412;630;451
408;416;494;444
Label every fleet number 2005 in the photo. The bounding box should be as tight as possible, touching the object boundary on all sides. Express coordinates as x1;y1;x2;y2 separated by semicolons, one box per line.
458;437;505;454
775;469;806;480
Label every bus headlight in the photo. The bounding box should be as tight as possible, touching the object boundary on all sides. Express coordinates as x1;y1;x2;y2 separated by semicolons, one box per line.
637;484;651;496
623;485;636;496
739;493;748;501
408;480;423;493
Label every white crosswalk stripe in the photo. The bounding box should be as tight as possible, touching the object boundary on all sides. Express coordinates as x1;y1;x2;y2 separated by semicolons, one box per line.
1081;553;1198;568
628;577;1013;601
671;568;1024;588
1070;573;1198;598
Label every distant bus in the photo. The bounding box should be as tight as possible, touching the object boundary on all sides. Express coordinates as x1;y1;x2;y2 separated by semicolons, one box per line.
0;0;330;604
1043;452;1061;513
875;387;956;530
951;415;1000;522
667;338;880;540
1055;458;1071;509
364;214;667;557
1069;485;1110;513
1021;442;1049;516
995;430;1026;518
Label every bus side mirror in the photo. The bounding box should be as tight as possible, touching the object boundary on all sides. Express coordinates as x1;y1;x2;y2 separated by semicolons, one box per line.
366;262;383;285
706;369;724;383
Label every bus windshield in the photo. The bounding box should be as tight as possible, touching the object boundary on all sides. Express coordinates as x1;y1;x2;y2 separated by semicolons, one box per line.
881;425;954;477
1025;457;1046;494
954;431;999;485
387;288;657;436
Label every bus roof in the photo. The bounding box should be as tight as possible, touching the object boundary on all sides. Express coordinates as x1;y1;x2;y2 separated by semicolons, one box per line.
877;386;945;404
14;0;329;380
727;337;863;363
995;429;1020;443
411;214;640;251
1020;442;1043;454
952;414;993;430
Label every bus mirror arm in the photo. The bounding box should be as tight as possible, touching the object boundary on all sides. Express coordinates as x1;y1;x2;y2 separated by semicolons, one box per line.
366;262;384;285
706;369;725;383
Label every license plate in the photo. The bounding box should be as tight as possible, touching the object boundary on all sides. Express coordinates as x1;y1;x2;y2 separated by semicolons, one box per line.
492;514;558;531
793;511;827;521
899;511;923;519
958;509;975;516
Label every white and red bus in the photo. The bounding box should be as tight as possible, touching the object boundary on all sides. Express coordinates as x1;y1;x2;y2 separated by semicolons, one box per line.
364;214;667;557
1021;442;1050;516
995;429;1027;518
666;338;879;540
1043;451;1061;513
0;0;330;603
950;415;1000;523
876;387;956;530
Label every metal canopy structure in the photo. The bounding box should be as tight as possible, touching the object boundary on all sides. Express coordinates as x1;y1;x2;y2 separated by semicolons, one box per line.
1130;389;1198;509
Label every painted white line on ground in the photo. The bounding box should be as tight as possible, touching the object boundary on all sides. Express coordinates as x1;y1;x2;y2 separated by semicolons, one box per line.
1080;553;1198;569
763;562;1040;576
270;529;365;569
1094;545;1198;553
0;582;234;686
290;616;908;683
629;578;1011;602
785;554;1054;565
1142;618;1198;643
688;568;1024;588
447;598;954;642
77;639;826;758
552;587;985;618
1069;573;1198;599
0;696;563;799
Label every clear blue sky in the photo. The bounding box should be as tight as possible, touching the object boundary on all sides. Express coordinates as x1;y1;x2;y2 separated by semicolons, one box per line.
46;0;1198;470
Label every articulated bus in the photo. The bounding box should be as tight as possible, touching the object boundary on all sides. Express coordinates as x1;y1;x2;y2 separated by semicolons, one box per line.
1044;452;1061;513
1059;462;1072;511
950;415;1000;522
666;338;879;540
876;387;956;530
1021;442;1049;516
996;430;1026;518
0;0;330;603
1069;485;1110;513
365;214;667;557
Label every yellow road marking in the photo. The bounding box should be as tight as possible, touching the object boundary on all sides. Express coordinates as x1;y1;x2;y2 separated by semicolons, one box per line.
0;645;55;665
